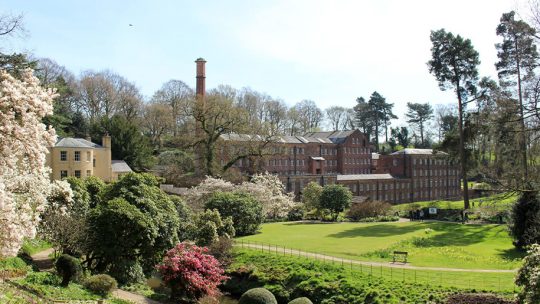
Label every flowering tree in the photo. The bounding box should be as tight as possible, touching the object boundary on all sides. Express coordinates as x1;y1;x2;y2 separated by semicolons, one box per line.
516;244;540;303
156;242;227;303
184;176;235;210
238;173;296;219
0;69;57;257
185;173;296;218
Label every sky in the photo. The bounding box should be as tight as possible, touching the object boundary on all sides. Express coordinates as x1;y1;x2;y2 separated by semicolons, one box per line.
0;0;533;127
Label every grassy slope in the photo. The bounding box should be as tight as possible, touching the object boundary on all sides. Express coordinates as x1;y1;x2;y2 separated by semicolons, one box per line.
229;249;516;301
391;193;517;213
237;221;524;270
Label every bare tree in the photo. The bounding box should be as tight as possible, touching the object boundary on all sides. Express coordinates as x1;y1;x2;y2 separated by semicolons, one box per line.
0;13;24;38
152;80;194;136
143;102;174;149
325;106;346;131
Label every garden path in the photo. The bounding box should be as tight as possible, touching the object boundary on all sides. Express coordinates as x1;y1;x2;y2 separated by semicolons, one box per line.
30;249;161;304
238;243;517;273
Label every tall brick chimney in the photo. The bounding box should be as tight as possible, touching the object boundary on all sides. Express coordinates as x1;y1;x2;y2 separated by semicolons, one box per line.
194;58;206;176
195;57;206;100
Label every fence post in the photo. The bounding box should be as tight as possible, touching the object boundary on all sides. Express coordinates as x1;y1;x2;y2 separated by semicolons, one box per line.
391;267;393;280
370;264;372;277
402;268;404;282
414;270;416;283
380;265;382;277
341;258;344;267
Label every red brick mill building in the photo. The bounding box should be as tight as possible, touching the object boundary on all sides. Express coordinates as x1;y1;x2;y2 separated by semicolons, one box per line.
193;58;460;203
219;131;461;204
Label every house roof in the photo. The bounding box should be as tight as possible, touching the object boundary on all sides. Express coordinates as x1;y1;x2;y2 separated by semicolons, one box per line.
303;130;356;144
219;134;334;144
111;160;132;173
337;173;394;181
55;138;102;148
390;148;447;156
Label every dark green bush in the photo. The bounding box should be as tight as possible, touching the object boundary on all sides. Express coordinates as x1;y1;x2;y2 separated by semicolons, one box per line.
239;288;278;304
107;259;145;285
509;190;540;248
205;191;263;236
55;254;82;286
288;296;313;304
287;207;305;221
84;274;118;297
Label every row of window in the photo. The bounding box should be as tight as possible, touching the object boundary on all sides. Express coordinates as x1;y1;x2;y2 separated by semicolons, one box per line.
343;168;370;174
413;178;459;188
412;158;449;166
413;169;458;177
344;158;370;165
60;150;92;162
60;169;92;179
343;147;369;154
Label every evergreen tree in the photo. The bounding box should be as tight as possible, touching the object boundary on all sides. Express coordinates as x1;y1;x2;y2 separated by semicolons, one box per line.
428;29;480;209
405;102;434;148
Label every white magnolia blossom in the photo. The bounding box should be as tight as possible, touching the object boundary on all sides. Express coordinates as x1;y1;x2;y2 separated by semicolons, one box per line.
0;69;57;257
185;172;297;218
238;173;296;218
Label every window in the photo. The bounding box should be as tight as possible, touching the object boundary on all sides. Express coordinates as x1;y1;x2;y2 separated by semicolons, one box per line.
86;151;91;161
86;170;91;177
60;151;67;161
74;151;80;161
74;170;81;178
60;170;68;178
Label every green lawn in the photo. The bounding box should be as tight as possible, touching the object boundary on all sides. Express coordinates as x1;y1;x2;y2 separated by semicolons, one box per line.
391;193;517;213
237;221;524;270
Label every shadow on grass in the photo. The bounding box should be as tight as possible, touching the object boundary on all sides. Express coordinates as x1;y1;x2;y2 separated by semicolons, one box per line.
406;223;507;247
327;223;431;238
284;221;343;226
496;247;526;263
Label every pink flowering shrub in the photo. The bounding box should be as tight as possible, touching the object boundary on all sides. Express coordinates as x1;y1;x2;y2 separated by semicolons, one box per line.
156;242;228;302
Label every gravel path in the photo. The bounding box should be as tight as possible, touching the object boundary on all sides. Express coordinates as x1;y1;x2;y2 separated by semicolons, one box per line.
238;243;517;273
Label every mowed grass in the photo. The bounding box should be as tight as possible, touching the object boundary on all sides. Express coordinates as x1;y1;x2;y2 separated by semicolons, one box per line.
391;193;517;213
237;221;524;270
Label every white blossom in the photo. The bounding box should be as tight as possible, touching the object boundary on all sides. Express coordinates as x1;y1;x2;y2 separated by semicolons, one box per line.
0;69;57;257
185;173;297;218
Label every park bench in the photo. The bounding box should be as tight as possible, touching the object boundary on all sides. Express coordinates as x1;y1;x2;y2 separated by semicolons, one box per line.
392;251;408;263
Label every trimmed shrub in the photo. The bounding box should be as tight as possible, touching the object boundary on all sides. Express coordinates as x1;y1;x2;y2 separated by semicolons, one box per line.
55;254;82;286
516;244;540;303
346;201;392;221
84;274;118;297
288;297;313;304
239;288;278;304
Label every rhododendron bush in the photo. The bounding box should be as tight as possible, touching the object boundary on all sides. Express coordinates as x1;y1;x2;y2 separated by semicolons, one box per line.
185;173;296;218
0;69;57;257
156;242;227;302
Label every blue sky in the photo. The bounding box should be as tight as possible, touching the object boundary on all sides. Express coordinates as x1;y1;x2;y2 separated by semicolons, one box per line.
0;0;527;126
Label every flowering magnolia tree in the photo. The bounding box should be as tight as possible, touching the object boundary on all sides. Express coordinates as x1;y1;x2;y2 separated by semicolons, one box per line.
156;242;227;302
0;69;57;257
516;244;540;303
185;173;296;218
238;173;296;218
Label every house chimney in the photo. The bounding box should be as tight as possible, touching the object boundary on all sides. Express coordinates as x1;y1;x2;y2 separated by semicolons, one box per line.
195;58;206;100
102;133;111;148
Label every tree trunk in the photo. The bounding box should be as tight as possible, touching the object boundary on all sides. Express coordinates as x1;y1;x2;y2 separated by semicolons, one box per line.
515;41;528;181
456;87;470;210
